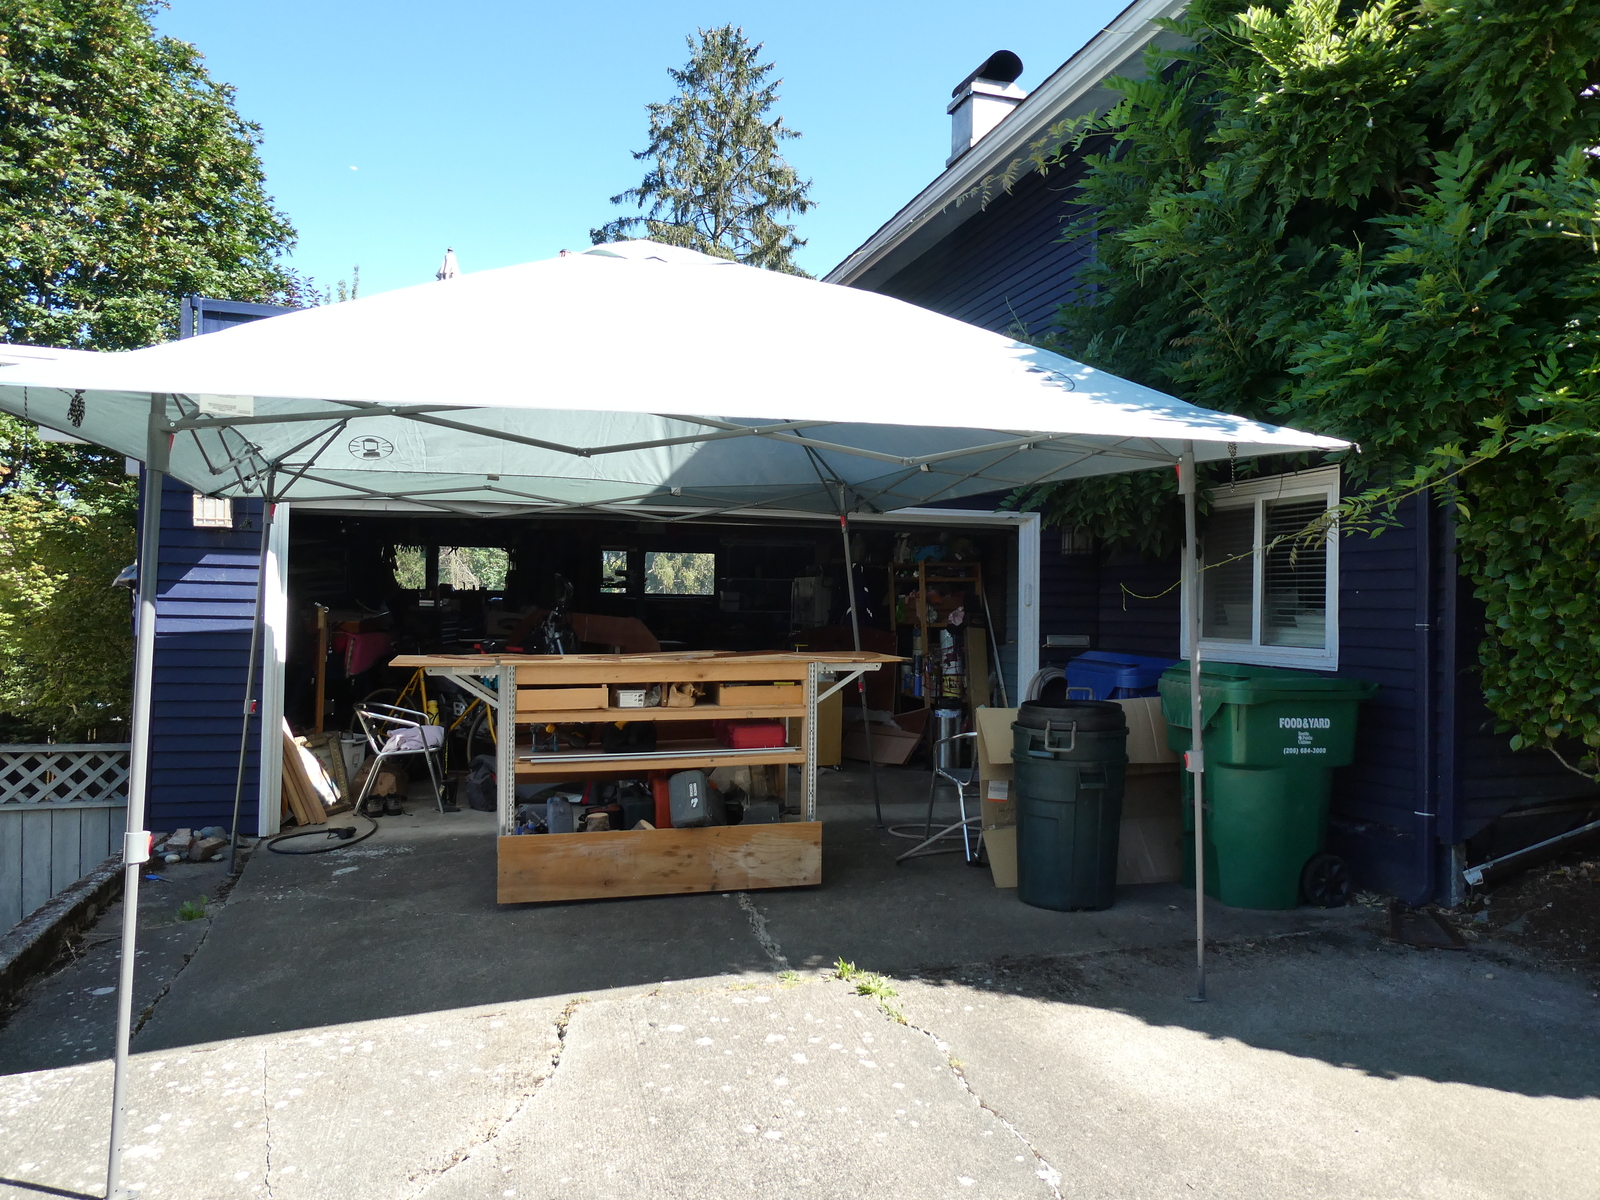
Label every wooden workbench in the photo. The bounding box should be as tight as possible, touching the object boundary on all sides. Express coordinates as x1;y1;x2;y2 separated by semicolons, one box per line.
389;651;898;903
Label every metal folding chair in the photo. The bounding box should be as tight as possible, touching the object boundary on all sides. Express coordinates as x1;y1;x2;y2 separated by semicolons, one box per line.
896;730;984;865
353;703;449;814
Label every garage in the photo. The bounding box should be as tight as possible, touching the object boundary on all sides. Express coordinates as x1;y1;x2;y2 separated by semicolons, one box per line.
270;502;1037;844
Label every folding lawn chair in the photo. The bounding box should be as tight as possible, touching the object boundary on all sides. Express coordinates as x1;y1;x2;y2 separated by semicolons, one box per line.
352;703;450;815
896;729;984;865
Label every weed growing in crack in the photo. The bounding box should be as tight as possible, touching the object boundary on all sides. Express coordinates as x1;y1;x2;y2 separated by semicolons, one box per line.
778;970;800;987
833;959;906;1023
177;895;209;921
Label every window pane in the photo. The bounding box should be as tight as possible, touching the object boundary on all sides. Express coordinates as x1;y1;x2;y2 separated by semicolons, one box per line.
1202;506;1255;642
645;551;715;596
438;546;508;591
600;549;630;594
393;545;427;590
1261;499;1328;648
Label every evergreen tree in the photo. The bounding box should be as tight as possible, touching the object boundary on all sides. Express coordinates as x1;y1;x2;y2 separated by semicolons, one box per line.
592;26;815;275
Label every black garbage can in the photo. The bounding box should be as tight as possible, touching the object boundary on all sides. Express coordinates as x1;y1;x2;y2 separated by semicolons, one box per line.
1011;700;1129;911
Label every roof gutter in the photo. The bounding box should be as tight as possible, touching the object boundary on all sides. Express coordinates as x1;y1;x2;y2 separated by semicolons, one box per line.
825;0;1188;287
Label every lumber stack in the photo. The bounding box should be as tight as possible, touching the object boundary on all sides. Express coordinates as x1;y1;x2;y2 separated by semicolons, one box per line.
281;722;328;827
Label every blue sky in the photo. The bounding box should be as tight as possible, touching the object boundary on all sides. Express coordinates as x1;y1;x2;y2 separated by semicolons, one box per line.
152;1;1133;296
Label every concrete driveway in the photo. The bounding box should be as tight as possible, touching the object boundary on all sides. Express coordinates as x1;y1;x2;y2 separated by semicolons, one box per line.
0;766;1594;1199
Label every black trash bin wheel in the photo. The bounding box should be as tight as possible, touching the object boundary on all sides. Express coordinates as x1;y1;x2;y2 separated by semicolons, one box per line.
1301;853;1351;908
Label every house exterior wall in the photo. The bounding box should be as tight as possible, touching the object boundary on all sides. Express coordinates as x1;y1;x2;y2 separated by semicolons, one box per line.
147;476;266;834
871;162;1093;341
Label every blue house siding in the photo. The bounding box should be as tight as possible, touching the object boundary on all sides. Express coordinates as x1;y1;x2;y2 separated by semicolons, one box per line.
146;476;267;834
144;296;296;835
871;163;1094;339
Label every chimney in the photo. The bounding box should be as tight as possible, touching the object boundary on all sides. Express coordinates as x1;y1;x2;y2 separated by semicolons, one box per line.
947;51;1025;167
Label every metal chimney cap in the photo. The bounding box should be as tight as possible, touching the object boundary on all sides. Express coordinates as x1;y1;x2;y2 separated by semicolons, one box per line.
952;50;1023;96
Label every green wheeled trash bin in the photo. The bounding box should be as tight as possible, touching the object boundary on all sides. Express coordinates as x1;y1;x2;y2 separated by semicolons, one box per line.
1158;663;1376;910
1011;700;1128;911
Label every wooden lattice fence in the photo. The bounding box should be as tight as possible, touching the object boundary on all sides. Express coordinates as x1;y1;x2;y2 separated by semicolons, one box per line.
0;745;130;930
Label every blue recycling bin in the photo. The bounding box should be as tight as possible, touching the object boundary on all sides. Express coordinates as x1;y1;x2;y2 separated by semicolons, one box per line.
1064;652;1179;700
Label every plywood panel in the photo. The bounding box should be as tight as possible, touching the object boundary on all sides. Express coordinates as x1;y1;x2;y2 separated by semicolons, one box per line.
497;822;822;904
515;747;804;779
513;704;805;723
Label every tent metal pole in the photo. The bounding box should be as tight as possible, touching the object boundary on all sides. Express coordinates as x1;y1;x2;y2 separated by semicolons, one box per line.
838;508;884;828
1180;443;1207;1002
228;502;275;874
107;397;169;1199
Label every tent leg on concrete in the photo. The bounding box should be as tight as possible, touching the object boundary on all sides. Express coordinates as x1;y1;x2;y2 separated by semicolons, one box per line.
228;502;275;874
107;400;167;1198
1180;443;1207;1003
838;511;883;828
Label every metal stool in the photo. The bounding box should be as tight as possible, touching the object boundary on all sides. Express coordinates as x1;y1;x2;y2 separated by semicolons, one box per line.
896;730;984;865
353;703;449;814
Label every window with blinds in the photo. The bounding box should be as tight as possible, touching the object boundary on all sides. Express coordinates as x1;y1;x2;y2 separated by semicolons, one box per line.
1262;498;1327;648
1201;506;1256;641
1195;471;1337;665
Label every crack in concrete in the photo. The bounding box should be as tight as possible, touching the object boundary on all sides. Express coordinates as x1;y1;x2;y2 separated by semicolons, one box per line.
403;997;588;1198
735;893;790;971
260;1044;275;1200
131;906;219;1038
860;982;1065;1200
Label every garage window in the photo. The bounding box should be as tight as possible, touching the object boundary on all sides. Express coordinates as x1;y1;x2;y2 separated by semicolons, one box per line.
644;551;715;596
1185;467;1339;670
600;549;631;594
439;547;508;591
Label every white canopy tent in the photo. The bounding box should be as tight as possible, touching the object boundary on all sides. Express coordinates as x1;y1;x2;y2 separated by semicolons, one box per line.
0;241;1347;1197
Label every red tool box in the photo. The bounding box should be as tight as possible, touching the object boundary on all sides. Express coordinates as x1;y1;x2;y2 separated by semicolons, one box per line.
712;719;788;749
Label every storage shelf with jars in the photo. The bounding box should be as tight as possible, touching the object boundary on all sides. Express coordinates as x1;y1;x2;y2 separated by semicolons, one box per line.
887;562;988;716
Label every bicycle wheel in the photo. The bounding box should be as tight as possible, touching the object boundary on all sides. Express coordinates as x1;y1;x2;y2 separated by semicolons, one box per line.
464;707;495;765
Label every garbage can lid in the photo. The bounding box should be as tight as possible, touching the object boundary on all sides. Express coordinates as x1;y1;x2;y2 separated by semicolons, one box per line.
1015;699;1127;732
1158;661;1378;728
1159;661;1378;702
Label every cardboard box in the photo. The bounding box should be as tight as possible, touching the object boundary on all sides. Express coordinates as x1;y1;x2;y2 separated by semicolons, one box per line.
975;707;1016;783
516;685;608;712
981;778;1015;828
1115;696;1181;764
1116;763;1184;884
983;826;1017;888
842;707;928;765
977;698;1178;772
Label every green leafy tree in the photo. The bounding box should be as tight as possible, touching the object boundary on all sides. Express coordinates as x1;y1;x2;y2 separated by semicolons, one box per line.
592;25;815;274
0;0;306;348
0;0;305;739
994;0;1600;772
0;421;135;741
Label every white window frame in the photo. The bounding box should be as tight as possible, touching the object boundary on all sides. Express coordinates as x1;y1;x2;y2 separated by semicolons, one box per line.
1181;466;1340;671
